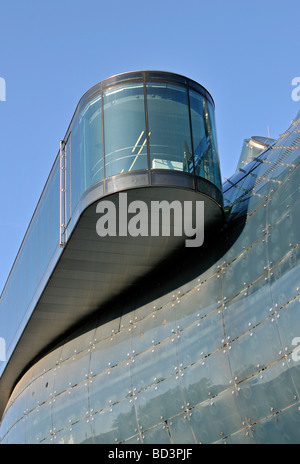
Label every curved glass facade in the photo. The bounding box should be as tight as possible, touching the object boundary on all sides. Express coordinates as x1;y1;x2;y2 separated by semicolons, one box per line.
67;71;222;209
0;72;223;422
1;112;300;444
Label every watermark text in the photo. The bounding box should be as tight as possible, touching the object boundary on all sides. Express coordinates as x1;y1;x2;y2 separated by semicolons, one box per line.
0;77;6;102
291;77;300;102
96;193;205;247
0;337;6;362
292;337;300;362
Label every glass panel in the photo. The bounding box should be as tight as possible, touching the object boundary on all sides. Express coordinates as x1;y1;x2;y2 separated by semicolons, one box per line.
131;339;177;393
65;135;71;224
51;382;89;432
237;360;297;425
147;83;193;173
25;402;52;444
54;418;93;444
142;423;171;444
168;413;196;444
79;94;103;194
71;119;80;213
92;399;137;444
103;83;147;177
134;376;185;431
228;318;282;381
176;309;224;368
89;362;131;413
53;349;91;394
251;403;300;444
0;158;60;371
181;350;231;409
189;89;221;189
224;280;273;341
189;388;246;444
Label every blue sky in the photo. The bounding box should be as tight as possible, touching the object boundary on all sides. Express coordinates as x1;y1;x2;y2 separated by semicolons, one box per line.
0;0;299;291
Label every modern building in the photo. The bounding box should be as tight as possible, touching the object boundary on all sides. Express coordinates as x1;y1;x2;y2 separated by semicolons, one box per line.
0;71;299;444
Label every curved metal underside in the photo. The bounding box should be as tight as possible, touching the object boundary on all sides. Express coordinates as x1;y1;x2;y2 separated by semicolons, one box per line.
0;181;223;420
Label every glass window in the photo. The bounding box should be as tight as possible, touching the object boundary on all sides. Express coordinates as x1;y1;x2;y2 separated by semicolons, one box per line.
189;89;222;190
103;84;147;177
79;94;103;194
146;83;193;173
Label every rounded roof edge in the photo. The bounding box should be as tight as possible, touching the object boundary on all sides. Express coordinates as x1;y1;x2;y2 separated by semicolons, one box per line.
62;70;216;154
78;69;215;110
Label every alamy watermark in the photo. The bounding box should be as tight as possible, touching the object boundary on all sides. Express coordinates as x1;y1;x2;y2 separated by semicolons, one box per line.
291;77;300;102
292;337;300;362
0;337;6;362
96;193;205;247
0;77;6;102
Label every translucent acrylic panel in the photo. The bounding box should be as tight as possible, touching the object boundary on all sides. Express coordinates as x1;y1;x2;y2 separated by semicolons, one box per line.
228;318;282;381
59;328;96;362
104;83;147;177
175;276;223;328
181;349;231;408
7;387;29;426
54;418;93;444
269;246;300;308
142;423;171;444
277;298;300;352
122;434;141;444
237;360;297;425
134;375;185;431
131;338;178;393
52;382;89;432
222;239;268;301
0;404;12;438
90;328;132;375
53;349;91;394
287;353;300;399
270;165;300;211
4;418;26;444
92;399;137;444
189;389;245;444
79;94;103;194
251;403;300;444
131;303;176;355
268;209;299;264
189;89;221;189
30;345;62;381
168;413;196;444
220;428;256;444
71;118;80;213
26;370;55;412
176;309;224;368
147;83;192;173
25;401;52;444
89;361;131;413
224;279;273;340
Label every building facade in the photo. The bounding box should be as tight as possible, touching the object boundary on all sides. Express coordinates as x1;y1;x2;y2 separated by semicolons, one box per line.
0;72;299;444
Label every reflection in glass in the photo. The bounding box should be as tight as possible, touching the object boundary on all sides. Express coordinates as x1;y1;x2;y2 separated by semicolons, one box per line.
189;89;221;190
79;94;103;194
103;84;147;177
146;83;193;173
